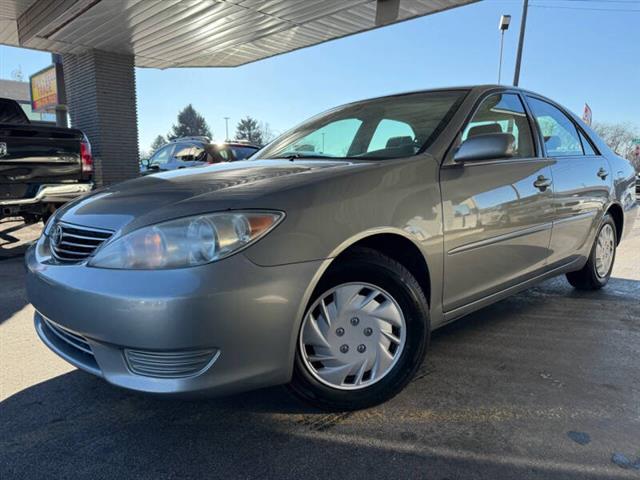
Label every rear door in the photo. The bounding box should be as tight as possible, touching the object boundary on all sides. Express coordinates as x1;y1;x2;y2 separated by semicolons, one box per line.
441;92;554;312
0;100;82;201
171;141;207;168
525;96;611;267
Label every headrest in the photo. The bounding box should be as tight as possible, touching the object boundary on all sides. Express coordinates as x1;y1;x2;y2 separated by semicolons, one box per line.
386;136;414;148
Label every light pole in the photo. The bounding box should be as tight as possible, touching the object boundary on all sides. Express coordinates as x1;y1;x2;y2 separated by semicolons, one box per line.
513;0;529;86
224;117;230;141
498;15;511;84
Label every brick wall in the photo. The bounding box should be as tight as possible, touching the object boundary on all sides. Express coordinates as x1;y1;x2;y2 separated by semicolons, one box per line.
62;50;139;186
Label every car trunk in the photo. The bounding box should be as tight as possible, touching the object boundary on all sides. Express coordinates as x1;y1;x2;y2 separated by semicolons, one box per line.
0;123;84;201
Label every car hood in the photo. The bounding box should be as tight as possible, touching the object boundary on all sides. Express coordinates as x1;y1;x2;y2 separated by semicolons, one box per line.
57;159;372;232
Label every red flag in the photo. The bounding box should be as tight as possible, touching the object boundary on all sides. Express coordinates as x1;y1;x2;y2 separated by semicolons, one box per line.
582;103;592;126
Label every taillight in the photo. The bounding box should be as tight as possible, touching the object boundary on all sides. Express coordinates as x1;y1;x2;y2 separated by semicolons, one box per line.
80;137;93;178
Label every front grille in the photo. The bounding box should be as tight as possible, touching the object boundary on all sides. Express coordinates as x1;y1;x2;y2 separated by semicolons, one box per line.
42;317;93;355
50;222;113;262
125;348;219;379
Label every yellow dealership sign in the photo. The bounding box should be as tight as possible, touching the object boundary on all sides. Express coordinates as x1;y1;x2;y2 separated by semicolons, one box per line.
30;65;63;112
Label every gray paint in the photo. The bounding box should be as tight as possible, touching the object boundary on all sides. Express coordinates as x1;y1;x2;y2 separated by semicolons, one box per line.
25;85;639;397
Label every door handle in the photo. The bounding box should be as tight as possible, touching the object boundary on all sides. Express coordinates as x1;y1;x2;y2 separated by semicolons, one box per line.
533;175;552;191
597;167;609;179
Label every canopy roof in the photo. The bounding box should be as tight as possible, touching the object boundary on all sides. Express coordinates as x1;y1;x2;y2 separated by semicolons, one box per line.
1;0;477;68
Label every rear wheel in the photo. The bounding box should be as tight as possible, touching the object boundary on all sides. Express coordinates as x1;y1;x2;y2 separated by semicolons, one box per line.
566;213;617;290
289;247;430;410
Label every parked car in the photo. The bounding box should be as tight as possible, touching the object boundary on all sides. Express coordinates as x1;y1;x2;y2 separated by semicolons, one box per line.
140;137;259;175
0;98;93;223
26;86;637;410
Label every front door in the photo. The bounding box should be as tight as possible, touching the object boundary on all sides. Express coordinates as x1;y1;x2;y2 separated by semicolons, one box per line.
441;92;554;312
525;97;611;267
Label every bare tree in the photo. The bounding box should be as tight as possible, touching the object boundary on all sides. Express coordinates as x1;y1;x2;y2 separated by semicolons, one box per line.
259;121;276;144
592;122;640;170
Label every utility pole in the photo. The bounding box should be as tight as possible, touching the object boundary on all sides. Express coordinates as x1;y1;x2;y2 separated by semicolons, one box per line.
498;15;511;84
513;0;529;86
224;117;230;141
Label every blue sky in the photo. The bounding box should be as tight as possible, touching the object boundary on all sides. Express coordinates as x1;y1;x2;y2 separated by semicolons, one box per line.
1;0;638;151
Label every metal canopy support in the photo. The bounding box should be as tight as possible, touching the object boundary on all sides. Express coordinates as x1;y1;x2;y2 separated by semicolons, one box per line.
62;50;139;186
375;0;401;26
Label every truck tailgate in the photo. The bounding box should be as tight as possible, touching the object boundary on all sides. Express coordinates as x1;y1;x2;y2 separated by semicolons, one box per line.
0;124;83;201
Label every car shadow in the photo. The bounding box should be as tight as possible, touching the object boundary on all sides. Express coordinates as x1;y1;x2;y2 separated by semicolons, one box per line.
2;277;639;479
0;217;40;260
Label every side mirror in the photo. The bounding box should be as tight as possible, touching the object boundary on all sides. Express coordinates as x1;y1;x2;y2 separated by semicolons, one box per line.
454;132;516;163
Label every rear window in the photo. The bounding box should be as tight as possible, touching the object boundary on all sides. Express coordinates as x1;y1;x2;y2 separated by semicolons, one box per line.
0;99;29;124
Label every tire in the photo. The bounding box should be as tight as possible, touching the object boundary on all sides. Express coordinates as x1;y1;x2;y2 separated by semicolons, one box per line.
21;213;42;225
566;213;617;290
41;204;61;225
289;247;430;410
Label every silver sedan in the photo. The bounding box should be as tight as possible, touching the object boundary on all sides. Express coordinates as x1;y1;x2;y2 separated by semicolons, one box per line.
26;85;638;410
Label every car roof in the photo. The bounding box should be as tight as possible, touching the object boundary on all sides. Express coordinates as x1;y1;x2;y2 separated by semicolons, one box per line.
340;84;551;107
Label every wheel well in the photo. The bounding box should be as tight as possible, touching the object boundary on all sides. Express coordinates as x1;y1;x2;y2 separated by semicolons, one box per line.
607;204;623;244
335;234;431;305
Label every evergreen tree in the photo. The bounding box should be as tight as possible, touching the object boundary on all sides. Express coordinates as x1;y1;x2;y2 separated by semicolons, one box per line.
150;134;167;152
168;104;212;140
235;116;264;145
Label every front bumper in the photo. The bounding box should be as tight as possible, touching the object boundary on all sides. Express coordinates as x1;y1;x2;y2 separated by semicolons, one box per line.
26;245;323;396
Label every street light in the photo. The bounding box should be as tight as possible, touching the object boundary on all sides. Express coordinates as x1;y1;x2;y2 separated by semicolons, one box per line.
224;116;230;141
498;14;511;84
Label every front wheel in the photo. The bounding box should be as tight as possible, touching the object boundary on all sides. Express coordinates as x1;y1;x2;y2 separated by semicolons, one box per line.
289;247;430;410
566;213;617;290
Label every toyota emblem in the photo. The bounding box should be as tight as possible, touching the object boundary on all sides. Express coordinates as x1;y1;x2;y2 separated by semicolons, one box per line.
50;224;64;247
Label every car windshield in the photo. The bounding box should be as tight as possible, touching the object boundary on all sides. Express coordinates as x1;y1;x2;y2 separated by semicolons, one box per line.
258;90;466;161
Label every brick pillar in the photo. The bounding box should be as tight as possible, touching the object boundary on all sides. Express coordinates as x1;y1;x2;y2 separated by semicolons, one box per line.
62;50;139;186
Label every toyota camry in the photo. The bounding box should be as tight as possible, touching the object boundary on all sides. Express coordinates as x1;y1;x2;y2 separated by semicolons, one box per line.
26;86;638;410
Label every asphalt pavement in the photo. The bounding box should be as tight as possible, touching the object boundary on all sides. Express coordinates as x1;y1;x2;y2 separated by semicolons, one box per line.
1;213;639;479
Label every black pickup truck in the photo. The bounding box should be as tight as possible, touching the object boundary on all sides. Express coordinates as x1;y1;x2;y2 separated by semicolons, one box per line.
0;98;93;223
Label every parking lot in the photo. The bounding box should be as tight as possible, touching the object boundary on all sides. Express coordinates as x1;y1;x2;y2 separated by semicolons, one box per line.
1;213;639;479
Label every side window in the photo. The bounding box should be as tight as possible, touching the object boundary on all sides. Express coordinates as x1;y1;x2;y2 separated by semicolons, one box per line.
462;93;534;158
527;97;584;157
368;119;416;152
217;147;232;161
149;144;175;166
0;99;29;124
173;142;205;162
579;131;597;156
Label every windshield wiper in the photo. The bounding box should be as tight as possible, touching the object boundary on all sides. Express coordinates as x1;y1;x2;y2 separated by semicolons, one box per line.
271;153;331;161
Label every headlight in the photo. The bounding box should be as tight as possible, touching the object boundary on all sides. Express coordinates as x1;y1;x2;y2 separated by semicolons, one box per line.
89;211;284;269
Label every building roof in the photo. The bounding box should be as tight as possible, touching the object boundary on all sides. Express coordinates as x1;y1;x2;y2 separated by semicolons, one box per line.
0;0;477;68
0;79;29;101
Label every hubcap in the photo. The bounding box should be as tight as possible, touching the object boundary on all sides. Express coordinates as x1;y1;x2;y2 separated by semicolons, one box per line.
595;224;615;278
299;282;406;390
